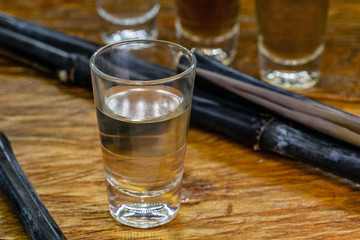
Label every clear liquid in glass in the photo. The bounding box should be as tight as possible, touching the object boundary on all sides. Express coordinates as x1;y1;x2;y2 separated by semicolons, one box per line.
97;0;159;43
96;86;190;228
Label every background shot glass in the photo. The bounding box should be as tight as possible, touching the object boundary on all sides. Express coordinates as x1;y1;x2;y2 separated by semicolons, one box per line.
89;40;196;228
256;0;330;90
174;0;241;65
96;0;160;44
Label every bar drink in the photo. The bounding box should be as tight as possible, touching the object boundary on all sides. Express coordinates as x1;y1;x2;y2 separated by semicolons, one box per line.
175;0;241;65
98;87;189;226
256;0;329;90
96;0;159;43
90;40;196;228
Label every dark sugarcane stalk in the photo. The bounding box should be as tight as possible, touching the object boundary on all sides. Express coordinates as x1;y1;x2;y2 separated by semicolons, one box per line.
196;67;360;134
0;133;67;240
0;27;92;88
194;68;360;147
0;15;360;183
0;11;183;81
0;11;100;56
192;89;360;182
259;121;360;181
0;27;175;87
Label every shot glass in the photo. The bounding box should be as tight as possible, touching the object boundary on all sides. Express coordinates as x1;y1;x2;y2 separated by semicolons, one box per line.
89;40;196;228
174;0;241;65
255;0;330;90
96;0;160;44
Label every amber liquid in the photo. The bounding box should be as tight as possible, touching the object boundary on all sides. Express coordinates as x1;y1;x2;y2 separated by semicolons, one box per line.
256;0;329;61
175;0;241;40
256;0;329;90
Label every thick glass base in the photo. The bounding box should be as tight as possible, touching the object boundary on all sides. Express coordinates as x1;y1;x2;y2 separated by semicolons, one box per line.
105;167;182;228
260;70;319;90
110;203;179;228
175;20;239;65
258;40;323;90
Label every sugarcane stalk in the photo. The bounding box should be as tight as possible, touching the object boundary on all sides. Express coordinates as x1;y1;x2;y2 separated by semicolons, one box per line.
192;89;360;182
195;67;360;147
0;11;100;56
0;27;92;88
0;133;67;240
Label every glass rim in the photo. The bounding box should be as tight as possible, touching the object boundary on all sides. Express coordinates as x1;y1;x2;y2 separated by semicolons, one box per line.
89;39;197;85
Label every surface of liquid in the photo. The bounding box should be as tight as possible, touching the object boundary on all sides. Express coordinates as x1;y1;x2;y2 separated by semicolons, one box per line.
256;0;329;61
96;86;190;228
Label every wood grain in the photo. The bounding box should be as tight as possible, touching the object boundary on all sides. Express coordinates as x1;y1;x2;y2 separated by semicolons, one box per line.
1;0;360;239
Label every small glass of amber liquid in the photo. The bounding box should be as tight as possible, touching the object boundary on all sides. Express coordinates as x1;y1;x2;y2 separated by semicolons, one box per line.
256;0;330;90
174;0;241;65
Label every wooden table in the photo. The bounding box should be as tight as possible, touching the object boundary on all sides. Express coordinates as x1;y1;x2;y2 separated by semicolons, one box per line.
1;0;360;239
